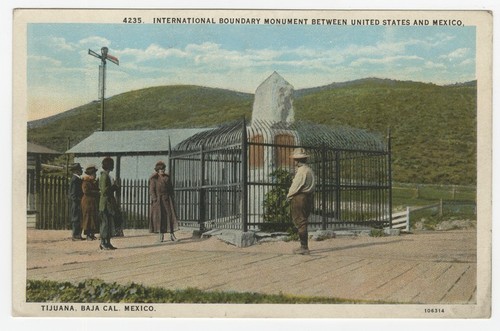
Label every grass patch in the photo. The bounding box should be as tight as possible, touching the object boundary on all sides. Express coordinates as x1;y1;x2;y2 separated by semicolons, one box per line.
27;279;386;304
369;229;385;237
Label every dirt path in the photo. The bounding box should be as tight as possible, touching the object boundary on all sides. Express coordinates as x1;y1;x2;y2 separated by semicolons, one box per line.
26;228;476;304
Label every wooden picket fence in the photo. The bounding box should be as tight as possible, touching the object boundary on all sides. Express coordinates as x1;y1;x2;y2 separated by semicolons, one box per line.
34;175;151;230
37;175;70;230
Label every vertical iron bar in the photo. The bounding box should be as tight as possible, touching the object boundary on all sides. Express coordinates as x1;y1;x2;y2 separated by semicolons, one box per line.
241;119;248;232
199;145;206;232
387;129;393;228
335;151;341;221
321;144;327;230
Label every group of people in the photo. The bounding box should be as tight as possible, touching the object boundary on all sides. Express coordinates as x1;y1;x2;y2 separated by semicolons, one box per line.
68;147;315;255
68;158;180;250
68;157;124;250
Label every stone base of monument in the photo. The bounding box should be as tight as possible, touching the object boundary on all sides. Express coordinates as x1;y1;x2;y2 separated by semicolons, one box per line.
201;229;257;247
199;227;400;248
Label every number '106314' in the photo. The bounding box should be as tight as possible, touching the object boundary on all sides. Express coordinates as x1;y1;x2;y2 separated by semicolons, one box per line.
424;308;445;313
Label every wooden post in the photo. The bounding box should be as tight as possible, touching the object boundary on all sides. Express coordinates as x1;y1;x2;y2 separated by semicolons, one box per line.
65;137;70;178
115;155;121;207
406;206;411;232
35;155;42;228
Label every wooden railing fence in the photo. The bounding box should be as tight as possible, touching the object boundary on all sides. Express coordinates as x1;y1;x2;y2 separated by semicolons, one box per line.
391;200;476;232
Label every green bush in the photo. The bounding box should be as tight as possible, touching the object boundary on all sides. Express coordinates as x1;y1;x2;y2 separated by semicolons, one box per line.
261;169;294;233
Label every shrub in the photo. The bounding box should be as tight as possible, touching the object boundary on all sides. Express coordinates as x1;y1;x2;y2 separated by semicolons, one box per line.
261;168;294;233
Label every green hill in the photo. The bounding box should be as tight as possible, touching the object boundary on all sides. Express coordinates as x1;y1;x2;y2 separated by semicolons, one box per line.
294;78;476;185
27;79;476;185
28;85;254;152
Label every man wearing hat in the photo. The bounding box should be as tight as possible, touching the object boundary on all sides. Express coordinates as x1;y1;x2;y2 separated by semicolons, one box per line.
287;148;315;255
68;163;84;241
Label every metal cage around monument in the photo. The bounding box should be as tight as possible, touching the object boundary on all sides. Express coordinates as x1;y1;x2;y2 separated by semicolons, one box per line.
170;119;392;232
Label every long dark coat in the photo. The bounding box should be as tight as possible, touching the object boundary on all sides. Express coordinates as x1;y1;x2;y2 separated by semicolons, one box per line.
81;176;99;232
99;171;118;239
149;173;179;233
68;175;83;222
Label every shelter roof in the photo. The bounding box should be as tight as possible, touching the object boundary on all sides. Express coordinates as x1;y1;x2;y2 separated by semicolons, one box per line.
67;128;211;156
27;142;62;155
175;120;387;153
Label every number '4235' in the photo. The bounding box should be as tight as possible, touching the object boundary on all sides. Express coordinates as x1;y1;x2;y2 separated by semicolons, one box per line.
123;17;142;24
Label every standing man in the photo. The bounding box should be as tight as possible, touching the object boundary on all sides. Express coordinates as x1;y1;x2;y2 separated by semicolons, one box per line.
68;163;84;241
98;157;119;250
287;148;315;255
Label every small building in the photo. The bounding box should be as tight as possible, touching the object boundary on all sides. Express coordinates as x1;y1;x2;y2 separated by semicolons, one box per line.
66;128;210;180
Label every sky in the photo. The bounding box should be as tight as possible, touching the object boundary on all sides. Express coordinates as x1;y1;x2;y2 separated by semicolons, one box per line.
27;22;476;120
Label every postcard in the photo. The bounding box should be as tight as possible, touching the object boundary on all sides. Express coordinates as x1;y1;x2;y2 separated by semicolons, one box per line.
12;8;492;319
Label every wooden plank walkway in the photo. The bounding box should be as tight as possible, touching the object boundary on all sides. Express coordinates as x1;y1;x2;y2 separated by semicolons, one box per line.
26;229;477;304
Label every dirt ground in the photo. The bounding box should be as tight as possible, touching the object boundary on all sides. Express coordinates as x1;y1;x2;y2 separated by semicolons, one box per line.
27;227;476;273
25;228;479;306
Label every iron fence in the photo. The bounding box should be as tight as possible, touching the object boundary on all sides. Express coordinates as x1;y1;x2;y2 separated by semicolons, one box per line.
119;178;150;229
171;120;392;232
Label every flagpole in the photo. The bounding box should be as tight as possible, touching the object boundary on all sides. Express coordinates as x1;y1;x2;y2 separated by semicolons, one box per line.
88;46;119;132
100;53;106;131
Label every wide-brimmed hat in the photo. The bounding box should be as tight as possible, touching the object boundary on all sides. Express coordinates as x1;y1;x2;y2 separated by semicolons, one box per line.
84;165;98;175
155;160;166;171
69;162;82;171
290;148;309;159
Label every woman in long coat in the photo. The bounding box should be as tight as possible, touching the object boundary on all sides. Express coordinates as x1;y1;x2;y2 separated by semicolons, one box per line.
81;165;99;241
98;157;120;250
149;161;179;242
